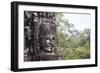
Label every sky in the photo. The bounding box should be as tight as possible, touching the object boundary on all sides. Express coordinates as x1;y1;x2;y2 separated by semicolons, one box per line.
63;13;91;31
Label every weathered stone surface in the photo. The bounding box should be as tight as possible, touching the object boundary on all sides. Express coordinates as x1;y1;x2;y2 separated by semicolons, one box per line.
24;11;61;61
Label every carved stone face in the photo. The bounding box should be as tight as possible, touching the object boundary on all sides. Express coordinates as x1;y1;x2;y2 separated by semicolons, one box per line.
39;14;56;52
40;35;55;52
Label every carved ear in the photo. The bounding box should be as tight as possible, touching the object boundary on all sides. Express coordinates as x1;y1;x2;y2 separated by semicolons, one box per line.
52;35;55;40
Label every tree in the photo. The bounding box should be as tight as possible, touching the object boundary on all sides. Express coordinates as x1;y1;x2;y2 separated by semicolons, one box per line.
56;13;90;60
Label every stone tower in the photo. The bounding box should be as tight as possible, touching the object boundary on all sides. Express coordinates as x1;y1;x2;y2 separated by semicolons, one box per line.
24;11;61;61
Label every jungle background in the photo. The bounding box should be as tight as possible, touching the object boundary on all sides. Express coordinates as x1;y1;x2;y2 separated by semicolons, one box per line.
56;13;90;60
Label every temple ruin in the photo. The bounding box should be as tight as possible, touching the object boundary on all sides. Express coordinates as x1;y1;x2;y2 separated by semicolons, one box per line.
24;11;61;61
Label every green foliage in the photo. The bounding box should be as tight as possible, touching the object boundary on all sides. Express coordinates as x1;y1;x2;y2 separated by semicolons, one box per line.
57;13;90;60
60;47;90;60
